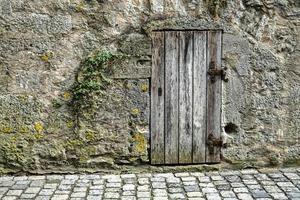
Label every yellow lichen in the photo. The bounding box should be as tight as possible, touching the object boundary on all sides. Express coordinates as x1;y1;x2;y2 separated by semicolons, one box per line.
34;122;43;133
140;84;149;92
19;126;29;133
85;131;96;142
40;51;54;62
63;91;72;100
18;95;28;102
132;133;147;154
66;120;74;128
34;133;44;140
1;126;13;134
10;136;17;142
75;1;86;12
131;108;140;116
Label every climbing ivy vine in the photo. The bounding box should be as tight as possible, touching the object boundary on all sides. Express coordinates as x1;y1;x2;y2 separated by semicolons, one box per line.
70;51;126;111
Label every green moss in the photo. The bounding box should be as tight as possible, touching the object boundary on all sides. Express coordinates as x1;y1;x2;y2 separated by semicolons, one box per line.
52;99;64;108
65;139;84;150
81;146;97;156
0;166;15;175
2;144;24;164
76;145;98;166
79;155;89;164
0;27;6;36
0;134;34;169
85;131;96;142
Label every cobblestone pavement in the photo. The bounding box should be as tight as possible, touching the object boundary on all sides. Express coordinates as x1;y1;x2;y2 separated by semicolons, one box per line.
1;168;300;200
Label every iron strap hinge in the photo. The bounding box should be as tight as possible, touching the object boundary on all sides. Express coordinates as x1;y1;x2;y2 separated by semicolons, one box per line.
207;133;223;155
207;61;228;82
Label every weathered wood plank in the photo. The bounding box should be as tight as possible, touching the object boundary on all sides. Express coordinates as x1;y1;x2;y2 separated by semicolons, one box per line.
178;31;193;164
165;31;179;164
206;31;222;163
192;31;207;163
150;32;165;164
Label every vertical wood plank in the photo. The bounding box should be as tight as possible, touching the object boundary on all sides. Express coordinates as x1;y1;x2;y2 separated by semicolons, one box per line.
150;32;165;164
178;31;193;163
206;31;222;163
192;31;207;163
165;31;179;164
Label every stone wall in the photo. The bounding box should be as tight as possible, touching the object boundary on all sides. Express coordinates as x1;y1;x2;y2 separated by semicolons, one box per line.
0;0;299;173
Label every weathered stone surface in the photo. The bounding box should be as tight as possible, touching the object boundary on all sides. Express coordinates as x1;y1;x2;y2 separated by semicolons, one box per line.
0;0;299;173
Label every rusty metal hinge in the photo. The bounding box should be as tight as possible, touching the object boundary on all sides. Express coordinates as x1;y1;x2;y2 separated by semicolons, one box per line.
207;133;223;155
207;61;228;82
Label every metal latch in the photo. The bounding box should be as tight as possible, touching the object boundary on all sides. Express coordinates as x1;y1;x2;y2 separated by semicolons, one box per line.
207;61;228;82
207;133;223;155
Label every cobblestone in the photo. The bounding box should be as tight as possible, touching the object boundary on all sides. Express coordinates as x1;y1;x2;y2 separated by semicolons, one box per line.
1;168;300;199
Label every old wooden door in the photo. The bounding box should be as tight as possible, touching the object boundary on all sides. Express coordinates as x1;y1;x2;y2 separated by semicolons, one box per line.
150;30;222;164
